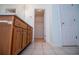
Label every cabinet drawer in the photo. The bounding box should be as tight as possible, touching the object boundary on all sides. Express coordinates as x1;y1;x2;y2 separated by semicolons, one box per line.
14;17;27;29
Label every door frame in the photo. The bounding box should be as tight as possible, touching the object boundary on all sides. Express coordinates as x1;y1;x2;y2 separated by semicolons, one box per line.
34;9;45;41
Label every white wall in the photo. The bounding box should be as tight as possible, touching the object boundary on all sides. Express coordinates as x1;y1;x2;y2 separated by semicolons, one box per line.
24;4;62;46
0;4;53;43
25;4;79;47
59;4;79;46
24;4;53;42
60;5;76;46
73;5;79;46
0;4;79;47
0;4;25;20
50;5;62;47
50;4;79;47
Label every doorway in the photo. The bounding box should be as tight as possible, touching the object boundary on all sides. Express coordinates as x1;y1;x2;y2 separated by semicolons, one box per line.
34;9;45;42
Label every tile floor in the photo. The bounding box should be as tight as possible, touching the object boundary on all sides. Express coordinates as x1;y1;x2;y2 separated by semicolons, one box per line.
20;40;79;55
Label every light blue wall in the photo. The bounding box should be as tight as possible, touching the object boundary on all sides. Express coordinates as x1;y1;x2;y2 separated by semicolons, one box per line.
60;4;79;46
50;5;62;47
50;4;79;47
0;4;79;47
24;4;53;42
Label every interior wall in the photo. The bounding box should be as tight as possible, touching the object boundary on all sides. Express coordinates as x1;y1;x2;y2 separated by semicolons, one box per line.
0;4;53;42
0;4;79;47
32;4;79;47
49;4;79;47
50;4;79;47
0;4;25;20
50;5;62;47
24;4;53;42
60;4;79;46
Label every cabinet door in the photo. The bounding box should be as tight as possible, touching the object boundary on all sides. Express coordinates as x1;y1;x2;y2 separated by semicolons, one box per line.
12;27;22;54
29;29;32;42
26;29;28;46
30;29;32;42
28;28;30;44
0;16;13;55
27;27;32;43
22;29;27;48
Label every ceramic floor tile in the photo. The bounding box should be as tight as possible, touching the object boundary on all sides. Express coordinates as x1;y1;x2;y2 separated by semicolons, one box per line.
43;51;55;55
63;48;79;55
20;49;33;55
27;44;35;49
20;39;79;55
32;50;43;55
43;49;56;55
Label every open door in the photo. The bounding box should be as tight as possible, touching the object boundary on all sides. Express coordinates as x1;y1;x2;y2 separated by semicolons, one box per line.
34;9;45;42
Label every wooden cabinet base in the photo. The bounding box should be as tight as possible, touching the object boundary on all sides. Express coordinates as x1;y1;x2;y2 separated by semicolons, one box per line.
0;15;33;55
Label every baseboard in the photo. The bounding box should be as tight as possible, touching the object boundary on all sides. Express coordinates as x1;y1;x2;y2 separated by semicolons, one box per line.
62;45;79;47
46;40;62;47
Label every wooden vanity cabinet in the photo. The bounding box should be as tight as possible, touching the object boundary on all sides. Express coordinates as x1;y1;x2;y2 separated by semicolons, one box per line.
0;15;33;55
27;25;32;44
30;28;32;42
22;29;28;48
28;26;32;43
12;27;23;54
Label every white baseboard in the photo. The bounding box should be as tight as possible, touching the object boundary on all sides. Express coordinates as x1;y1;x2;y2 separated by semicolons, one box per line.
62;45;79;47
